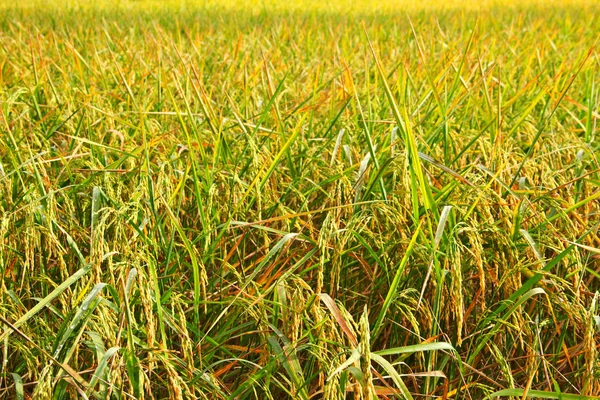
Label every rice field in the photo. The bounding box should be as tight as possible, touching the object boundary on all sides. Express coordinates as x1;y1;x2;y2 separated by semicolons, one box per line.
0;0;599;399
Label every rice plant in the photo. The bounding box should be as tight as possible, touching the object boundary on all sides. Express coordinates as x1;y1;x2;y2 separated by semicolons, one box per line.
0;0;599;398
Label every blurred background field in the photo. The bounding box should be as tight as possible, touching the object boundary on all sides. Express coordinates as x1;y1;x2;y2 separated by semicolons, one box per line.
2;0;599;12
